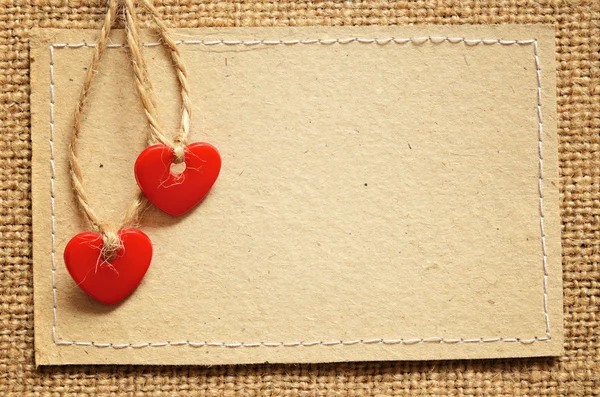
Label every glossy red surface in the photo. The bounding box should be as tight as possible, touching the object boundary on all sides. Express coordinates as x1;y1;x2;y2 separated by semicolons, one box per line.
63;229;153;305
134;142;221;216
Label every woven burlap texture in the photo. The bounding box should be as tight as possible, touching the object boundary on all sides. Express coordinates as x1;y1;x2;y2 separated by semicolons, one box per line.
1;0;599;395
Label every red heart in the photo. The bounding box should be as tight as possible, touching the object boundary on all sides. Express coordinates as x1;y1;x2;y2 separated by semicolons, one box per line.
64;229;153;305
134;142;221;216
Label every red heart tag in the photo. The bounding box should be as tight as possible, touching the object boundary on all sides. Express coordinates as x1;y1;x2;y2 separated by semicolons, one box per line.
134;142;221;216
64;229;153;305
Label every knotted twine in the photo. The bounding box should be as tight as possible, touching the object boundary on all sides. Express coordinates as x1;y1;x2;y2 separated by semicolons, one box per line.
69;0;192;261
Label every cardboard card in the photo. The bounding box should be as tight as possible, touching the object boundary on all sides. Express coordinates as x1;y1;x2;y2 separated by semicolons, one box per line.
31;25;562;365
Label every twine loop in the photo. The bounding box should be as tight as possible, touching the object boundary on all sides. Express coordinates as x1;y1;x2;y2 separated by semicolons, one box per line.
69;0;192;260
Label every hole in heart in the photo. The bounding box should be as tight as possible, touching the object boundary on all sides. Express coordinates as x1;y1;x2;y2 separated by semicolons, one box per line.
170;161;186;176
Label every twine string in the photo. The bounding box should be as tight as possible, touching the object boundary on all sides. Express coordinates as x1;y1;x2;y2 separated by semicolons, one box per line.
123;0;161;147
124;0;192;163
68;0;191;260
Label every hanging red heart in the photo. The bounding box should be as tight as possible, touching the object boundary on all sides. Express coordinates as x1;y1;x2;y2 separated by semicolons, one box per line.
64;229;153;305
134;142;221;216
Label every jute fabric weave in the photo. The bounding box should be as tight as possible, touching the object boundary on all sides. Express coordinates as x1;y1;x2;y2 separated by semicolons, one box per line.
1;0;599;395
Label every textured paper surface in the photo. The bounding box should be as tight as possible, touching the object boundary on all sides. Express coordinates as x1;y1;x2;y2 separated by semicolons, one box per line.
31;25;562;365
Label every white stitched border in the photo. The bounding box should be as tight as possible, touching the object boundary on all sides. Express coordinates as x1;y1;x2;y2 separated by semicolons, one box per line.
49;36;550;348
53;336;550;349
533;40;550;337
49;36;539;49
49;44;59;344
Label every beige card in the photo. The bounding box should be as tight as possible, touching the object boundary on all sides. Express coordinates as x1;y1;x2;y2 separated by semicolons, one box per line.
31;25;562;365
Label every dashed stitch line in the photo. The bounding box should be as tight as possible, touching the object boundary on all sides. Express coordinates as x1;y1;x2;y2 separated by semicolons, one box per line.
49;36;550;348
53;336;550;349
533;40;550;337
49;36;538;48
49;44;59;345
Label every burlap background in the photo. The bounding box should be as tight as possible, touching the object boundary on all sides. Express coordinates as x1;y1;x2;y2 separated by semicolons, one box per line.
1;0;598;395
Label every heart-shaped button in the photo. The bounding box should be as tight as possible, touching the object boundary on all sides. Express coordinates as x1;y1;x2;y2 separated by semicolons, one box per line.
134;142;221;216
64;229;153;305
